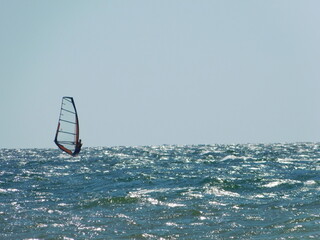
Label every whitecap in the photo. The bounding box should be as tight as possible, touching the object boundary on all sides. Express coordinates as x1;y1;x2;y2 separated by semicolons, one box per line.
304;180;317;185
0;188;19;193
166;222;179;227
166;202;185;207
209;201;227;206
263;179;300;188
205;186;240;197
263;181;282;188
220;155;238;161
277;158;295;164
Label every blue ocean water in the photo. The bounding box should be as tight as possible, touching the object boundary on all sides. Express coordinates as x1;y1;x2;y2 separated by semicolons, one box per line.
0;143;319;239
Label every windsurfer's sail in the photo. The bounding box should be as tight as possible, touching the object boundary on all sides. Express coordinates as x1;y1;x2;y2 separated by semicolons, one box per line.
54;97;82;156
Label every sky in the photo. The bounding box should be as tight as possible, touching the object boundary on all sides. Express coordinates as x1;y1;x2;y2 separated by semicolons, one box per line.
1;0;320;149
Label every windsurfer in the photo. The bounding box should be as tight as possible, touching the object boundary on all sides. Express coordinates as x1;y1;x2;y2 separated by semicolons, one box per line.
73;139;82;156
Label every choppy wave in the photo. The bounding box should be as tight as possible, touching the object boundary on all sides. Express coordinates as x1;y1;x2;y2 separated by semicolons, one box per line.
0;143;320;239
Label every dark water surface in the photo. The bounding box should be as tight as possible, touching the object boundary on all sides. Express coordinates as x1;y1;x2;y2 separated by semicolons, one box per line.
1;143;319;239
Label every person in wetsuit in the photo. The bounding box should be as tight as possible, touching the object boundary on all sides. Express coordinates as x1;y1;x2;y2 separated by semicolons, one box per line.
72;139;82;156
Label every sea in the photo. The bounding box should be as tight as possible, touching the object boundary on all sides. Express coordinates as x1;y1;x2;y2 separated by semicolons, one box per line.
0;143;319;239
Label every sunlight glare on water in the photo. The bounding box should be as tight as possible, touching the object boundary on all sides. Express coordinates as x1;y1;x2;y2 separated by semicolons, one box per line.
0;143;319;239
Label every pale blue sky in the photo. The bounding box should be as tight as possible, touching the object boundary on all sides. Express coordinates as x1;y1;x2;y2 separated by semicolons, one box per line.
1;0;320;148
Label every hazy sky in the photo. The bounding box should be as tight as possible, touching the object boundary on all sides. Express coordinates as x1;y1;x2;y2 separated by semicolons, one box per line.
1;0;320;149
